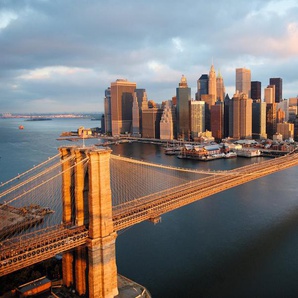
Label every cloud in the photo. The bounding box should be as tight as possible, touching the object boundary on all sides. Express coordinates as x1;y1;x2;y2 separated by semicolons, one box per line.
18;66;91;81
0;0;298;113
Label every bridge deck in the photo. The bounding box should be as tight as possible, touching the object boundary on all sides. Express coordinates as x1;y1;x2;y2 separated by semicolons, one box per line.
1;153;298;277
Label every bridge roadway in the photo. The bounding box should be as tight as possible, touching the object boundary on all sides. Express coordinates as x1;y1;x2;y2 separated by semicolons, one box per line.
1;153;298;276
112;153;298;230
0;225;88;276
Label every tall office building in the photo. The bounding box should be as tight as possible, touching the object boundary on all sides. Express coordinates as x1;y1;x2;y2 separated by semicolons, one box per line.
176;75;191;140
104;87;111;134
266;103;277;139
278;99;289;122
160;100;176;140
141;107;163;139
276;108;285;124
211;101;224;140
134;88;148;135
196;74;208;100
269;78;283;103
224;94;231;138
252;100;267;139
231;92;252;139
264;85;276;104
132;94;140;135
277;122;294;140
251;81;261;100
110;79;137;136
208;64;217;102
216;71;225;102
236;68;251;98
190;101;205;140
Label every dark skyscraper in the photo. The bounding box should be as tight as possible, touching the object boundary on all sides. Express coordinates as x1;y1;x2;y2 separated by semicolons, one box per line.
251;81;261;100
224;94;231;138
176;75;191;140
104;87;111;134
269;78;283;103
196;74;208;100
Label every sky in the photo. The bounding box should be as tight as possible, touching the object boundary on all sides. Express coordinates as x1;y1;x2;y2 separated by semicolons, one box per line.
0;0;298;113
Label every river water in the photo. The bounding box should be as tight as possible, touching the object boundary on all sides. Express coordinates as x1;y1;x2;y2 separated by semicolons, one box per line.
1;118;298;298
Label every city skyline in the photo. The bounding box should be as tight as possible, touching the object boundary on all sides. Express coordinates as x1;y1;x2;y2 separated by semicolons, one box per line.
1;0;298;113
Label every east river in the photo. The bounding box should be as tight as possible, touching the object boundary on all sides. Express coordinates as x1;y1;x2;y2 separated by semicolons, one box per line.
1;118;298;297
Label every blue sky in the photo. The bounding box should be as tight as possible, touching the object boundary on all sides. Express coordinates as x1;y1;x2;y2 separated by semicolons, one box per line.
0;0;298;113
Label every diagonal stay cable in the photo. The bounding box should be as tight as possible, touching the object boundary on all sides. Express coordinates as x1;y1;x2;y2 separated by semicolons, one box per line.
0;155;74;199
0;157;89;208
0;153;61;188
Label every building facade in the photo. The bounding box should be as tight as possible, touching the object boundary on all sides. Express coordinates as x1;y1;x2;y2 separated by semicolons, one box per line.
251;81;261;100
231;92;252;139
190;100;205;140
236;68;251;98
142;107;163;139
277;122;294;140
269;78;283;103
216;71;225;102
176;75;191;140
104;87;111;134
266;103;277;139
160;100;176;140
252;100;267;139
208;64;217;102
196;74;208;100
110;79;137;136
211;101;224;140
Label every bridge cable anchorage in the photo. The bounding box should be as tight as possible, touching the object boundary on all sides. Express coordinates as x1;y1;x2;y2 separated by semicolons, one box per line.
0;153;61;188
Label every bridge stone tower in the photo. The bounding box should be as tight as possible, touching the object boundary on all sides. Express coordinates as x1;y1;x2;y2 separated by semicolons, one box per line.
59;146;118;298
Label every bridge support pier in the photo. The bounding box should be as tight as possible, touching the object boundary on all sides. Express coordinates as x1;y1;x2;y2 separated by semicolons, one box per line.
60;147;118;298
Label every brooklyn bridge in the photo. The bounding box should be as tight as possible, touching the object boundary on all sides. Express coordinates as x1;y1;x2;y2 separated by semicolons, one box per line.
0;146;298;297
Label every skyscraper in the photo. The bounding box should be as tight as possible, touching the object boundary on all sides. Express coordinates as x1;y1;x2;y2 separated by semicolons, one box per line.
224;94;231;138
208;64;217;102
269;78;283;103
110;79;136;136
190;101;205;140
266;103;277;139
160;100;176;140
176;75;191;140
236;68;251;98
104;87;111;134
196;74;208;100
132;94;140;135
231;92;252;139
142;106;163;139
134;88;148;135
264;85;275;104
252;100;267;139
216;71;225;102
251;81;261;100
211;101;224;140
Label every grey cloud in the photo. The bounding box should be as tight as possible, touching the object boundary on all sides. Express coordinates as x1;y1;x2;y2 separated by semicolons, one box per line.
0;0;297;113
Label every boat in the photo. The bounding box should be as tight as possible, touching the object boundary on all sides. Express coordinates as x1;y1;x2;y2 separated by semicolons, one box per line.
224;152;237;158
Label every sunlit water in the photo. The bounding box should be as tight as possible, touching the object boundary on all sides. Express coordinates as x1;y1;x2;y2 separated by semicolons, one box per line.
1;118;298;297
